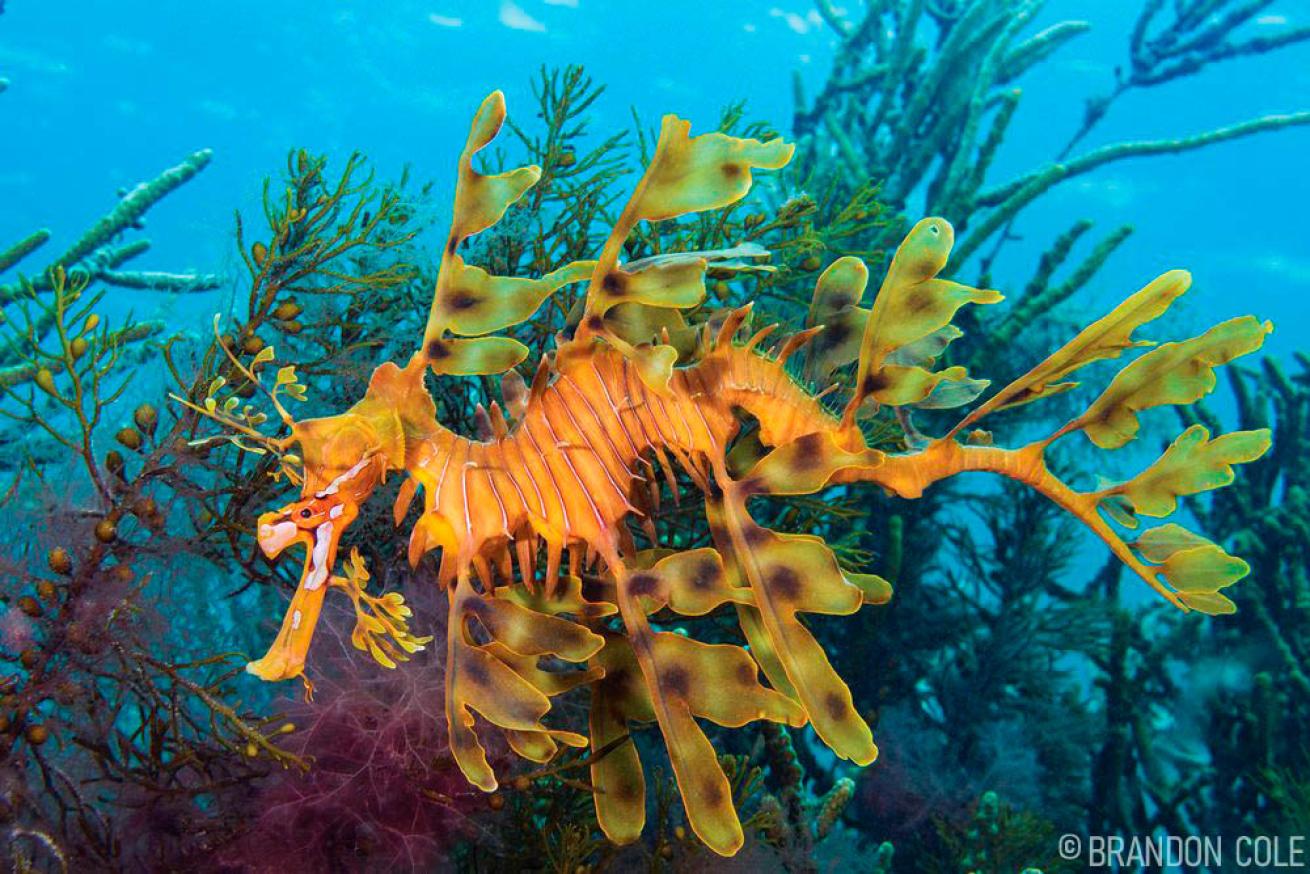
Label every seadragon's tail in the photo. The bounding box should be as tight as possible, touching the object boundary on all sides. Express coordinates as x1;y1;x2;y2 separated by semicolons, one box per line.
730;219;1271;618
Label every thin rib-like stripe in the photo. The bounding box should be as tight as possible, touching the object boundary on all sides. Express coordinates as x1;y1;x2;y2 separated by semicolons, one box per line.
521;414;572;535
504;427;547;519
546;383;629;505
489;438;529;521
620;356;668;448
453;438;474;547
474;442;510;536
683;368;723;454
429;435;455;512
558;374;639;480
537;400;608;531
590;358;644;459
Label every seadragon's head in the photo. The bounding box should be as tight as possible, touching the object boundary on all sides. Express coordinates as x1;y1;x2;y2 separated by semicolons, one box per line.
245;358;431;684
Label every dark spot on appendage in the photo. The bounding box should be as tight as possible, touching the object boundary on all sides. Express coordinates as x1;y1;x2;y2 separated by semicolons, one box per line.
585;314;605;332
446;237;459;256
789;433;825;471
627;572;660;597
738;475;765;497
721;163;742;179
464;657;490;687
743;525;769;547
691;559;719;590
766;566;801;601
823;321;851;346
663;665;690;698
448;290;479;310
427;339;449;360
904;288;933;314
601;272;626;296
701;779;727;808
861;371;889;395
825;693;848;721
615;779;642;802
735;662;755;685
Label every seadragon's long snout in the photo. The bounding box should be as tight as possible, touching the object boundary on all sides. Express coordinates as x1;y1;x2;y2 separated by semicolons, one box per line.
246;497;360;682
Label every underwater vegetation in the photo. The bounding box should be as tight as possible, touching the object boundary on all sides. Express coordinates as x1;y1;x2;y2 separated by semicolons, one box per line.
0;1;1306;870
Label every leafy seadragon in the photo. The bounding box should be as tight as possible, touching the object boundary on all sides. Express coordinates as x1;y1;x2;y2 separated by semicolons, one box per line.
219;92;1271;855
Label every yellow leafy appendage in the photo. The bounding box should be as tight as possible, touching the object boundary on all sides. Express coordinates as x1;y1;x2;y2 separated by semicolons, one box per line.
226;92;1270;856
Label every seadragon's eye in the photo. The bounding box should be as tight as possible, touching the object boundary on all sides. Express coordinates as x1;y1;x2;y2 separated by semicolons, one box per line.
299;508;313;520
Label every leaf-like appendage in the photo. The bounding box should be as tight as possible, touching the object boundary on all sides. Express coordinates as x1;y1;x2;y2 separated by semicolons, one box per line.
1134;523;1249;614
466;595;605;660
888;324;963;368
617;624;771;856
632;117;794;222
444;579;603;791
604;542;813;856
451;91;542;240
591;258;708;318
1072;316;1272;449
604;304;699;359
705;498;800;702
447;634;559;791
601;245;774;360
630;343;679;396
588;633;653;846
567;117;792;386
807;256;870;380
497;574;617;620
915;374;990;410
716;502;879;766
421;92;580;371
627;548;755;616
742;430;885;496
483;641;602;697
428;336;530;376
848;218;1001;413
1104;424;1271;519
956;271;1191;433
440;260;595;337
484;640;603;763
649;632;803;728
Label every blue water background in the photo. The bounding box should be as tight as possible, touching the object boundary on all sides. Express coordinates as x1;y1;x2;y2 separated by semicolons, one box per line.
1;1;1306;838
2;1;1307;354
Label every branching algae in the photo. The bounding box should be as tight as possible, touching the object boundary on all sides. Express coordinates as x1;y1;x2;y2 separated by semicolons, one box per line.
190;93;1272;856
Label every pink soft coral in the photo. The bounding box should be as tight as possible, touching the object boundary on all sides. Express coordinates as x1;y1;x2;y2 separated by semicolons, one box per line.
0;606;35;654
222;581;488;872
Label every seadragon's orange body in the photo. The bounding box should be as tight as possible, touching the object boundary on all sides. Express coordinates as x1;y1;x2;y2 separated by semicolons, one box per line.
230;92;1272;856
